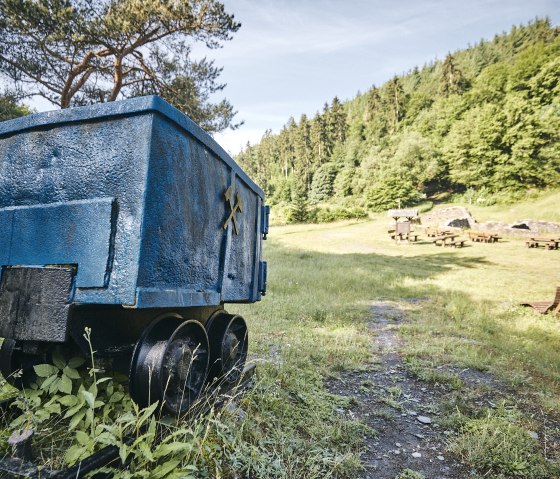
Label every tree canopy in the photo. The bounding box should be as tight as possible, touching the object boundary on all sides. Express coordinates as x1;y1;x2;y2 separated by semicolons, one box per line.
237;19;560;220
0;0;240;132
0;94;31;122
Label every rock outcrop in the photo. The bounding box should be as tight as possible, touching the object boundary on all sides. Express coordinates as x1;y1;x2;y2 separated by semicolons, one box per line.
420;207;476;229
420;206;560;237
478;219;560;238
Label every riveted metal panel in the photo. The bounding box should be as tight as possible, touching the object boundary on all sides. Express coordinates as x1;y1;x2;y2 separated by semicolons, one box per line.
0;198;114;288
136;116;230;306
136;113;263;307
220;176;261;302
0;111;152;305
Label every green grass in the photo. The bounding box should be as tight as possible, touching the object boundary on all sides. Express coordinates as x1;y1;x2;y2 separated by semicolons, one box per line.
403;356;464;389
448;404;560;478
234;213;559;476
461;188;560;223
394;470;426;479
2;195;560;477
262;218;560;403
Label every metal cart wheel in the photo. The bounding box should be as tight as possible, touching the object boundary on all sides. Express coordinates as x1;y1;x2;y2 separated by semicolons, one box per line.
129;315;209;415
0;339;48;389
206;312;248;384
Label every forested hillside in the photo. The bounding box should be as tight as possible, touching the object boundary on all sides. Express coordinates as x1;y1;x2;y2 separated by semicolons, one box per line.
236;19;560;222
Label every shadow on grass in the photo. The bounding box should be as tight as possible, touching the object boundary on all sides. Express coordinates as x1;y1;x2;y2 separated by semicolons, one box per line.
284;245;493;294
242;242;560;398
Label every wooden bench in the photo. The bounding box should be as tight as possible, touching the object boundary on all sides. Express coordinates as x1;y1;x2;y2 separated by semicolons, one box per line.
469;231;483;242
391;232;419;242
525;239;539;248
433;235;457;246
469;231;500;243
425;227;438;237
445;239;465;248
521;287;560;314
526;238;559;250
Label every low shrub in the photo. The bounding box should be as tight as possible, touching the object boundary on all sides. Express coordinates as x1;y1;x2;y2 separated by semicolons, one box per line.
315;206;368;223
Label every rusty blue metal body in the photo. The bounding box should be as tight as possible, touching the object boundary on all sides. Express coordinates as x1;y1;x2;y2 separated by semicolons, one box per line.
0;96;267;311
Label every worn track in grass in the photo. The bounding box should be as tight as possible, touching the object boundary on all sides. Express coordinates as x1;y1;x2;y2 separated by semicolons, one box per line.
329;301;474;479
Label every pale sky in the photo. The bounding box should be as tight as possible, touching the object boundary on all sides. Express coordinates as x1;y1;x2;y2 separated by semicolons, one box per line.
25;0;560;156
209;0;560;155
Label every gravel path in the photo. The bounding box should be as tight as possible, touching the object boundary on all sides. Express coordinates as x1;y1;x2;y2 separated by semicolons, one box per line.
328;301;474;479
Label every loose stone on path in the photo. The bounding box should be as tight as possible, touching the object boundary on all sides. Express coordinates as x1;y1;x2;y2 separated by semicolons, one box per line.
417;415;432;424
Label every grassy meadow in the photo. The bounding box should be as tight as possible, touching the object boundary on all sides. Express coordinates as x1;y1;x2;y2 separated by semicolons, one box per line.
239;209;560;402
228;200;560;477
2;199;560;478
467;189;560;224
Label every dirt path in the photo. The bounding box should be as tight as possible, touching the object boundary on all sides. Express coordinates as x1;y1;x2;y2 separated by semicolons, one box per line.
329;301;474;479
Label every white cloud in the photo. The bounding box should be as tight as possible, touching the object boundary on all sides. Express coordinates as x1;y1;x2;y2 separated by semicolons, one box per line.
215;127;265;156
207;0;427;63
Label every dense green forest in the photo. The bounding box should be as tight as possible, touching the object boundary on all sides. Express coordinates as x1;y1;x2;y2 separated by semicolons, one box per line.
236;19;560;222
0;94;30;122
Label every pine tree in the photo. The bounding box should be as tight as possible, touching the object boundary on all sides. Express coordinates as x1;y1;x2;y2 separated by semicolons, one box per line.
295;114;313;190
279;119;297;178
383;76;405;135
0;0;241;132
0;94;29;122
364;85;381;122
329;96;348;144
311;113;327;166
287;179;310;223
309;163;337;202
321;102;335;157
440;54;466;95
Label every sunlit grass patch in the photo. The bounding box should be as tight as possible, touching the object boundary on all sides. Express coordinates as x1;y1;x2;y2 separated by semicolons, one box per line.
467;188;560;223
242;213;560;476
394;469;426;479
399;291;560;407
448;405;560;478
403;357;464;390
200;376;367;478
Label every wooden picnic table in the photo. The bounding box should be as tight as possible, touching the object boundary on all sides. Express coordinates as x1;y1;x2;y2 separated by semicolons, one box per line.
469;231;501;243
425;227;452;238
390;231;419;242
526;237;560;250
432;234;459;246
432;234;463;247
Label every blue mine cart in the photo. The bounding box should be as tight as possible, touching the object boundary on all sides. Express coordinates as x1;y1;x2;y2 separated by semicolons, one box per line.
0;96;269;413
